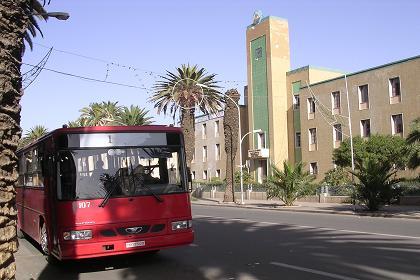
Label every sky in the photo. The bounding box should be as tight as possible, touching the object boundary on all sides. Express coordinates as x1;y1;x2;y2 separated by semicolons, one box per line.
21;0;420;133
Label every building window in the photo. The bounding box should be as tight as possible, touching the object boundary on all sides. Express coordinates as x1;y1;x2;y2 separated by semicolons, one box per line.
331;91;341;112
215;144;221;160
202;123;207;139
358;84;369;109
203;170;208;180
310;162;318;175
255;47;262;59
391;114;403;135
389;77;401;97
389;77;401;104
295;132;301;148
202;146;207;162
214;120;220;137
308;98;315;113
333;124;343;148
309;128;317;151
257;132;265;149
192;148;195;163
293;95;300;110
360;119;371;138
191;171;195;180
215;169;221;178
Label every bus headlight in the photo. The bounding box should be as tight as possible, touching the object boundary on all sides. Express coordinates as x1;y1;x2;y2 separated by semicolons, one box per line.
171;220;192;231
63;230;92;240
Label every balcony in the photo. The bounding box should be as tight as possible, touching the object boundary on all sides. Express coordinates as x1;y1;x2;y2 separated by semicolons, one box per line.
248;148;269;159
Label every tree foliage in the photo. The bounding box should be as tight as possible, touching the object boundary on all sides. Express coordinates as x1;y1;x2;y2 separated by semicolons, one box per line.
150;64;223;168
333;134;411;210
234;169;256;186
20;125;48;147
266;161;316;206
406;117;420;169
351;158;402;211
333;135;410;169
68;102;153;127
118;105;153;126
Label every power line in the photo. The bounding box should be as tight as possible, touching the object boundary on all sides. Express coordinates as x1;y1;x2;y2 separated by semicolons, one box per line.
32;42;247;84
22;62;152;90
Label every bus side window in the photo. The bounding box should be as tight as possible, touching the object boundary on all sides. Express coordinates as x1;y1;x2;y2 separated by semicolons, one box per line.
35;148;45;188
18;154;26;186
25;151;34;187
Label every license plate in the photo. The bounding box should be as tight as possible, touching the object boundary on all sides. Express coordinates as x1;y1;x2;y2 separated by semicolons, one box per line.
125;241;145;248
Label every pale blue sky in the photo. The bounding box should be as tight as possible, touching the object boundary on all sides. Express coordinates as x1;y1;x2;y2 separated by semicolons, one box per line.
22;0;420;133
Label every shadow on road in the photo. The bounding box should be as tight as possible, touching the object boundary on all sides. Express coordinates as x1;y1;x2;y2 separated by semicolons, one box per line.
21;216;420;280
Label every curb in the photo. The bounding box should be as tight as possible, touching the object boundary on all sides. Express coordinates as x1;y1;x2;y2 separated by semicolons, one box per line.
192;201;420;220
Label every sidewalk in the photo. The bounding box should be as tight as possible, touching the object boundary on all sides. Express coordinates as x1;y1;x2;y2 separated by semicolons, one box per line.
192;197;420;220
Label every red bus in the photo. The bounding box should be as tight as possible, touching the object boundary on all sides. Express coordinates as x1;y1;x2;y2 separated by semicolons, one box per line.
16;125;194;262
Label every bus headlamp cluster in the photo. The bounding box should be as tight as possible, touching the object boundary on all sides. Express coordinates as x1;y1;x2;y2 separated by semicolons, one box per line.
171;220;192;231
63;230;92;240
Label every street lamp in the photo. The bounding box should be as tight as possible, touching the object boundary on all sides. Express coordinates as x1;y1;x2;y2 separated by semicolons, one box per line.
33;12;70;20
239;129;263;204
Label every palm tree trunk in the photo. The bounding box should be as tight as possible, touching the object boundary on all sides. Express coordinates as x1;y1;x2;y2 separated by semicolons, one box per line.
0;1;27;278
223;90;240;202
180;108;195;167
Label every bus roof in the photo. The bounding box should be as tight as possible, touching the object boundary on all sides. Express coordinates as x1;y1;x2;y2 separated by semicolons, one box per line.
18;125;183;152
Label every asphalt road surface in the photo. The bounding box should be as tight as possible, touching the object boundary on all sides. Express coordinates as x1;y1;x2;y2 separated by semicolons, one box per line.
16;205;420;280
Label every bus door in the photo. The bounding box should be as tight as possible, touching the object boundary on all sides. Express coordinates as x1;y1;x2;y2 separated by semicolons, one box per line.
43;152;60;254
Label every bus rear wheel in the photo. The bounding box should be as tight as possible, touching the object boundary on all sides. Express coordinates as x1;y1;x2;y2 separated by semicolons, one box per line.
40;224;49;255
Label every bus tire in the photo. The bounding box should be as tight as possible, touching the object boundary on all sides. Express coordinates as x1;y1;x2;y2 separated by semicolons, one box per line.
46;254;59;265
40;223;49;255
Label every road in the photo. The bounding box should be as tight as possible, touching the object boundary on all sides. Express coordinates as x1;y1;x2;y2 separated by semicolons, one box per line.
16;205;420;280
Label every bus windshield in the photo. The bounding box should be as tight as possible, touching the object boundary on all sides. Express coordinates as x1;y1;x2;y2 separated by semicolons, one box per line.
57;146;186;200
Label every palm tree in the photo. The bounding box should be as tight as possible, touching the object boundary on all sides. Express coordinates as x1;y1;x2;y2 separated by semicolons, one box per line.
118;105;153;126
67;119;82;128
150;64;223;167
79;101;122;126
351;158;402;211
0;1;49;278
20;125;48;147
223;89;240;202
266;161;316;206
407;118;420;169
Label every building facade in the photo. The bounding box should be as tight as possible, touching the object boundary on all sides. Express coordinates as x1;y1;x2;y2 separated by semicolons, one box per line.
193;14;419;182
190;106;248;181
245;14;419;181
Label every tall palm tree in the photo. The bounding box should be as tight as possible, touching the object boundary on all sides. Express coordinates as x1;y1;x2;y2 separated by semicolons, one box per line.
20;125;48;147
0;1;49;278
407;117;420;169
266;161;316;206
223;89;240;202
150;64;223;167
118;105;153;126
79;101;122;126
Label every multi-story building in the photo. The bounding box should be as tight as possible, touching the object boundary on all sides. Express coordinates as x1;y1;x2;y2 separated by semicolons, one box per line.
245;14;419;181
190;106;248;181
194;13;419;182
293;57;420;178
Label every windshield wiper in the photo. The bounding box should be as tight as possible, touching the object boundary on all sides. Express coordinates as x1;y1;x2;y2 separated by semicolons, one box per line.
129;161;164;203
98;174;119;208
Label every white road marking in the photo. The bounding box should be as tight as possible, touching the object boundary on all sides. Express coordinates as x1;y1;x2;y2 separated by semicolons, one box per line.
270;261;360;280
193;214;420;240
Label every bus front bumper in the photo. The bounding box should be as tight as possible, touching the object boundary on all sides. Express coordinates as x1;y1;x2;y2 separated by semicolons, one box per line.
57;231;194;260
